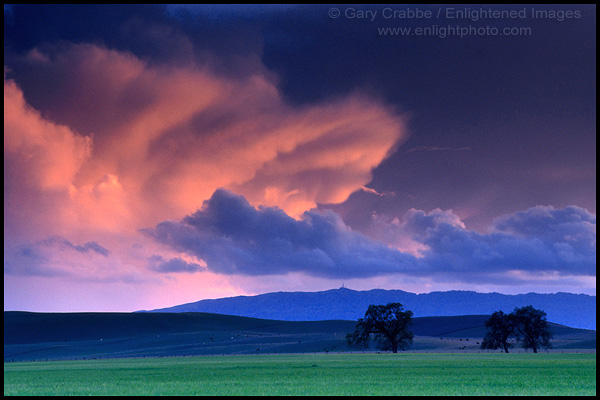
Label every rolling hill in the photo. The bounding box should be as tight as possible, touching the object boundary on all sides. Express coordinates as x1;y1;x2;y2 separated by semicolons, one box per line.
4;311;595;362
141;287;596;330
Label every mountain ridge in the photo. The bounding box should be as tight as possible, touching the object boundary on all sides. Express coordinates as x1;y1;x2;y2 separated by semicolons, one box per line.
140;288;596;330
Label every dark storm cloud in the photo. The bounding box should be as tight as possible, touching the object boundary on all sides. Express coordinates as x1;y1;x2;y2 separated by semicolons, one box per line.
147;255;204;274
144;189;417;278
489;206;596;275
145;190;596;281
280;4;595;231
5;5;595;229
4;3;595;309
4;4;270;76
4;5;187;61
493;205;596;241
421;222;595;278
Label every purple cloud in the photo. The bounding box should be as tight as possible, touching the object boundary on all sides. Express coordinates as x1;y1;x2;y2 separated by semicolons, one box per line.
147;255;204;274
144;189;417;278
144;189;595;284
4;236;110;277
409;205;596;278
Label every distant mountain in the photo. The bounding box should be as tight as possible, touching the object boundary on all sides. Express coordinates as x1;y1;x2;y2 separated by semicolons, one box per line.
142;288;596;330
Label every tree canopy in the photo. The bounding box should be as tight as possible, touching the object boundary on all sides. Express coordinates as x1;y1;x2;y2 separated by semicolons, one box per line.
481;310;516;353
481;305;552;353
512;305;553;353
346;303;413;353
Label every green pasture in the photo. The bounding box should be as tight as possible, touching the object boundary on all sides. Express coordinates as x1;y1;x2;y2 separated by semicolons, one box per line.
4;353;596;396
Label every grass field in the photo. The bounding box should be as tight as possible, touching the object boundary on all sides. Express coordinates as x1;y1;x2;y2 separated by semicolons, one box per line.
4;353;596;396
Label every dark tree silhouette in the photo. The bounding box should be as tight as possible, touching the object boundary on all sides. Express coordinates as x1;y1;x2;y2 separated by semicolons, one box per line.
481;305;553;353
481;310;515;353
512;305;553;353
346;303;413;353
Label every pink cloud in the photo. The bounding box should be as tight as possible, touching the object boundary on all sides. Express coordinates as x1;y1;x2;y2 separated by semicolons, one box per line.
4;77;91;191
4;44;408;309
366;208;466;256
4;75;92;244
6;44;407;236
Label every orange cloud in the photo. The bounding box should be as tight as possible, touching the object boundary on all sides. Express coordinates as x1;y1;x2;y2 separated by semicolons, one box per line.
4;44;407;304
4;76;91;192
4;75;92;244
6;44;407;237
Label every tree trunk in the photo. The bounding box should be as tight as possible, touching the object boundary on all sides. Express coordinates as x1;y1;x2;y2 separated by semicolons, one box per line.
503;343;509;353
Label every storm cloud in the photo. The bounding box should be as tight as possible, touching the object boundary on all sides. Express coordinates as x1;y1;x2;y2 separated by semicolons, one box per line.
419;208;596;278
3;5;408;310
145;189;417;278
4;5;595;311
146;189;596;282
147;255;205;274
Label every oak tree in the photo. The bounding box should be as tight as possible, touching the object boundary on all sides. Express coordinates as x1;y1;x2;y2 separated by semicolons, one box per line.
481;310;516;353
512;305;552;353
481;305;552;353
346;303;414;353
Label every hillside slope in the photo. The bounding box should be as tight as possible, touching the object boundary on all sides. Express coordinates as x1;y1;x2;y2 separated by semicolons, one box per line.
4;312;595;362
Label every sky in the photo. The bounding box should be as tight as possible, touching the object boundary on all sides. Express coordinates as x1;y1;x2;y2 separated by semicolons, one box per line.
4;4;596;312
